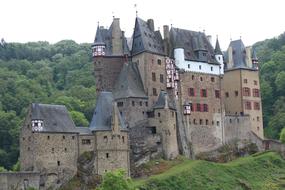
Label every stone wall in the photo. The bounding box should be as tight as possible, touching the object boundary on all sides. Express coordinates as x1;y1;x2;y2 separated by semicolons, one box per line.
93;56;125;92
94;131;130;176
224;114;251;143
178;71;224;154
0;172;40;190
79;134;95;155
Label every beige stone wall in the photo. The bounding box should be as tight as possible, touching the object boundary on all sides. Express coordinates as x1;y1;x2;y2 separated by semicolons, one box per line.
179;71;224;153
224;115;251;143
223;69;243;114
116;98;148;128
79;134;95;155
149;108;179;159
94;57;125;92
132;53;166;107
94;131;130;176
0;172;40;190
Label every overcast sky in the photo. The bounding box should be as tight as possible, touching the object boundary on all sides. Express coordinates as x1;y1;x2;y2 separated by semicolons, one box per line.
1;0;284;50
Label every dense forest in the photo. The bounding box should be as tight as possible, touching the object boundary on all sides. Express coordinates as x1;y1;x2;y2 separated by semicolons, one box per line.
253;32;285;140
0;32;285;170
0;40;96;170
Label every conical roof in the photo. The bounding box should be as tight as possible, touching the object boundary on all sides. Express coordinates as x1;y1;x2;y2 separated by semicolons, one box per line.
93;25;105;46
214;38;223;55
153;91;176;110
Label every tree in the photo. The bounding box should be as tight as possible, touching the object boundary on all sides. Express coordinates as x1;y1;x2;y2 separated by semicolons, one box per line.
97;170;134;190
268;112;285;139
280;128;285;143
70;111;89;127
275;71;285;94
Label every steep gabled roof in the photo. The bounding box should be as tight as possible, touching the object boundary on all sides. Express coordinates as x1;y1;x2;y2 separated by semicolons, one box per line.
131;17;165;56
227;39;247;68
153;91;176;110
170;27;218;64
214;38;223;55
89;92;127;131
113;62;147;100
31;103;77;133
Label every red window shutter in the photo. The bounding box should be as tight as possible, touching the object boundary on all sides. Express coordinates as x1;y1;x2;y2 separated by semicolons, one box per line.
193;89;196;97
192;103;196;111
200;89;203;97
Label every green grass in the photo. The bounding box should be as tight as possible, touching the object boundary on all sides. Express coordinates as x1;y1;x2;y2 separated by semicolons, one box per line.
133;151;285;190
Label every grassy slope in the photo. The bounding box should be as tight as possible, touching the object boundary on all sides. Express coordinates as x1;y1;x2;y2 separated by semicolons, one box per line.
134;152;285;190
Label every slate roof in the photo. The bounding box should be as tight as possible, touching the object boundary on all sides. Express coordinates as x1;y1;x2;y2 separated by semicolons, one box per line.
214;38;223;55
169;27;219;64
113;62;147;100
131;17;165;56
89;92;127;131
31;103;77;133
225;39;247;68
252;48;258;60
153;91;176;110
92;22;130;56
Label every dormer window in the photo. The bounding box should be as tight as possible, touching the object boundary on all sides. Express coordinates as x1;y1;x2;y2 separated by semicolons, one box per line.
31;120;44;132
183;104;191;115
93;45;105;57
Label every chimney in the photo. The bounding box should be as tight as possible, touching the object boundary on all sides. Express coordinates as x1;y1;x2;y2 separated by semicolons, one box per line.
147;19;155;31
112;18;120;29
207;35;212;45
163;25;170;39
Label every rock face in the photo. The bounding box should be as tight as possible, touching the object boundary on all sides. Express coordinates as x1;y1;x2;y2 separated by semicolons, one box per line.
77;151;100;189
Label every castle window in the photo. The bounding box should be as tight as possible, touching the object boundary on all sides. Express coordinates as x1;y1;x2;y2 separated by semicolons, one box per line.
157;59;162;65
158;112;161;117
193;119;196;125
57;161;60;166
152;72;156;81
257;126;260;131
199;65;202;70
172;111;175;117
225;92;229;98
106;153;109;158
243;87;251;96
52;148;54;153
254;80;258;85
203;104;208;112
200;119;203;125
196;104;201;112
72;136;75;140
217;121;220;126
160;74;164;83
62;136;65;140
145;102;148;107
253;89;260;97
82;139;91;145
211;77;215;82
47;136;50;140
230;119;232;123
132;101;135;106
211;67;213;71
237;118;239;123
122;136;125;143
257;116;260;121
192;75;194;80
188;64;190;68
201;89;207;97
206;119;209;125
235;91;239;97
153;88;157;96
104;136;108;143
200;77;203;81
23;137;25;141
188;88;195;96
215;90;220;98
254;102;260;110
28;147;30;151
244;79;248;84
64;148;67;152
139;101;142;106
117;102;124;107
245;101;252;110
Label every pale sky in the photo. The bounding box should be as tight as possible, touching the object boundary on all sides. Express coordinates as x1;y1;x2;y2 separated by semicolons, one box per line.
1;0;284;50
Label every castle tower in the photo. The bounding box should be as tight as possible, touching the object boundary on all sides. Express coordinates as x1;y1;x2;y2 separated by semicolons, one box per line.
113;62;148;128
89;92;130;176
214;37;224;74
151;91;179;159
223;40;264;139
92;18;130;92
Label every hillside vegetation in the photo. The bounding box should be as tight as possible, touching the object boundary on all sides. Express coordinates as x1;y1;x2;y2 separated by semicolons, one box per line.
253;32;285;139
134;152;285;190
0;40;96;169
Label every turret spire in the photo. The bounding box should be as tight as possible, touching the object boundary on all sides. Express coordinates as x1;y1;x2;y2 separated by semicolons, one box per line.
214;37;223;55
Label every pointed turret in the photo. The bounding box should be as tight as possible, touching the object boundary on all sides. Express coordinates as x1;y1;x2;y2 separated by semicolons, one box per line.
251;48;259;69
92;24;106;57
214;38;223;55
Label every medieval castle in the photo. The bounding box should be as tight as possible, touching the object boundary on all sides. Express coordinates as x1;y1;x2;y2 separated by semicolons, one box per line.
0;17;269;189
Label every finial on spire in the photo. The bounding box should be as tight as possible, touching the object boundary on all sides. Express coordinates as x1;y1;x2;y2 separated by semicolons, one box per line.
112;11;115;19
97;21;99;27
134;4;138;17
